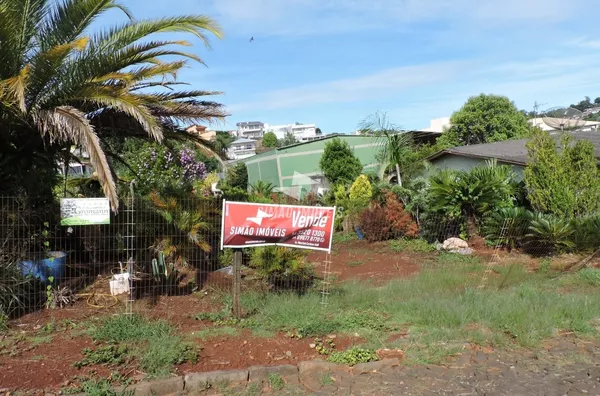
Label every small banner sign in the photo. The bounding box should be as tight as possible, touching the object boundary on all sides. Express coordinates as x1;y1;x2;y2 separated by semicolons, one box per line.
60;198;110;226
221;201;336;252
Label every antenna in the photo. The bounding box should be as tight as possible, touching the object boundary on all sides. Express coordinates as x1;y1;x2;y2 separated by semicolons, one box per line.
541;106;585;132
533;101;547;118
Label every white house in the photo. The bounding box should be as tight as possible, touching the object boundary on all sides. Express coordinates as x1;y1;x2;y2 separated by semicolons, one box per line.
236;121;265;139
265;123;319;142
227;138;257;160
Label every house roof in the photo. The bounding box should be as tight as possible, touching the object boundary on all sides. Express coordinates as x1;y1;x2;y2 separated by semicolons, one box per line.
427;130;600;166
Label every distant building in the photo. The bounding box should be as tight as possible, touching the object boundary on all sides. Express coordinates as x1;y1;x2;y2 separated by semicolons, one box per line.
264;123;320;142
227;138;257;160
236;121;265;139
186;125;216;142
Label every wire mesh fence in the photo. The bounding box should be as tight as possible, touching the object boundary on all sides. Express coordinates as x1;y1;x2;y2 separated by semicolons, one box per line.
2;193;599;320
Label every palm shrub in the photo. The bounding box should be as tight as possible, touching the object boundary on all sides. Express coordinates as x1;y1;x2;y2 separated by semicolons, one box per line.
249;247;314;290
0;0;226;208
525;214;575;255
483;207;533;250
249;181;275;198
428;160;518;238
571;215;600;252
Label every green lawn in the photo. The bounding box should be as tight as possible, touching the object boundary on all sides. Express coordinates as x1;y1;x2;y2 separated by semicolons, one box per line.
229;254;600;364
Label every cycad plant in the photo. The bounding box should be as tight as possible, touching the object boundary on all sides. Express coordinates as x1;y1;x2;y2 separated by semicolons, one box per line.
249;181;275;197
428;160;518;237
0;0;226;209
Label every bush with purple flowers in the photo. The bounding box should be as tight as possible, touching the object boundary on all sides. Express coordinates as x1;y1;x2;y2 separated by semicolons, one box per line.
126;142;208;194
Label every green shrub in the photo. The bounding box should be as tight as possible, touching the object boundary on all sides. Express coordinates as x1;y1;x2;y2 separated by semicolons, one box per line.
0;309;7;332
572;215;600;251
349;175;373;208
249;246;314;289
328;347;378;365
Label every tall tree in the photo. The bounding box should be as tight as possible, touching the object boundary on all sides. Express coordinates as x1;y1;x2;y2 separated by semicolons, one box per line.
262;132;278;148
359;111;415;186
525;129;600;218
0;0;226;209
278;131;298;147
439;94;530;148
319;138;362;185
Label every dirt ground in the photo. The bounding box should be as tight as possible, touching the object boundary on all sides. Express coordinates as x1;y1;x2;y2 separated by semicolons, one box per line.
1;240;598;394
308;240;420;282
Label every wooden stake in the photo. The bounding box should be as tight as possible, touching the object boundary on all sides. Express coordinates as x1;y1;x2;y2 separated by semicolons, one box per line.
232;249;242;318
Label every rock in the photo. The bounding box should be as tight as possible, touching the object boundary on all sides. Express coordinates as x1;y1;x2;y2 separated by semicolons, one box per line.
131;376;184;396
184;370;248;390
248;364;299;386
376;349;405;361
285;350;293;358
298;360;343;375
442;238;469;252
327;334;337;339
455;247;473;255
309;343;316;348
353;358;401;374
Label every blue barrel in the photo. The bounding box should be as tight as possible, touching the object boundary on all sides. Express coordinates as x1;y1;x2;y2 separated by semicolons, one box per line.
21;251;67;283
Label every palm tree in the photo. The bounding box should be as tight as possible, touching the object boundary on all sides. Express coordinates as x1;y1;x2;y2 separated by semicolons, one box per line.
358;111;414;186
250;181;275;197
0;0;227;210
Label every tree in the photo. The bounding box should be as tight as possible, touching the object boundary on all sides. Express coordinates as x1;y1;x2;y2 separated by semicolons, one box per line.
319;138;362;185
262;132;278;148
278;132;298;147
215;132;234;157
428;161;518;237
249;180;275;197
439;94;530;148
0;0;226;210
524;129;600;218
359;111;415;186
227;162;249;190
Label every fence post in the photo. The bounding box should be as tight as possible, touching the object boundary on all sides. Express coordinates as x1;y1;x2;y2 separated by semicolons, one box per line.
232;249;242;318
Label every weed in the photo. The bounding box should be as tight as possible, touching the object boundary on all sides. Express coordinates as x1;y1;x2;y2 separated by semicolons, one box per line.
539;259;552;274
313;337;336;355
140;336;197;378
577;268;600;286
347;260;363;267
245;382;261;396
30;355;43;360
390;238;436;253
328;347;378;365
74;345;129;368
268;372;285;391
319;372;334;386
436;252;481;265
194;311;228;322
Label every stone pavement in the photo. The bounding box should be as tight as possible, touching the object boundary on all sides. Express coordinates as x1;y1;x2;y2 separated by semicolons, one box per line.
124;337;600;396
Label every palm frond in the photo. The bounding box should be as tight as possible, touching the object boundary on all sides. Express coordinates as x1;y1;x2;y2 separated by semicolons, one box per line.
0;64;30;112
33;106;118;211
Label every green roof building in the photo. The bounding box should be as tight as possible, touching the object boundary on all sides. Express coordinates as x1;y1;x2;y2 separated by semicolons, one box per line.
240;134;381;197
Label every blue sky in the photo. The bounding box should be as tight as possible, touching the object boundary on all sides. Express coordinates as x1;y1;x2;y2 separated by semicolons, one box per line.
106;0;600;132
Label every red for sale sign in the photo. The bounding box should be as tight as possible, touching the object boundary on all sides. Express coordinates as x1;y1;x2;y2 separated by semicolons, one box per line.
220;201;336;252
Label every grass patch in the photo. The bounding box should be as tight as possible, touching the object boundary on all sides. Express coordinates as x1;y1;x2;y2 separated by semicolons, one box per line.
86;314;196;378
231;261;600;363
390;238;436;253
268;373;285;391
193;326;239;339
577;268;600;286
319;372;334;386
333;233;357;243
30;334;53;345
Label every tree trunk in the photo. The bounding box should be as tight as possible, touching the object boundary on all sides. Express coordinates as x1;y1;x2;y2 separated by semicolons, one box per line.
395;163;402;187
466;215;478;239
